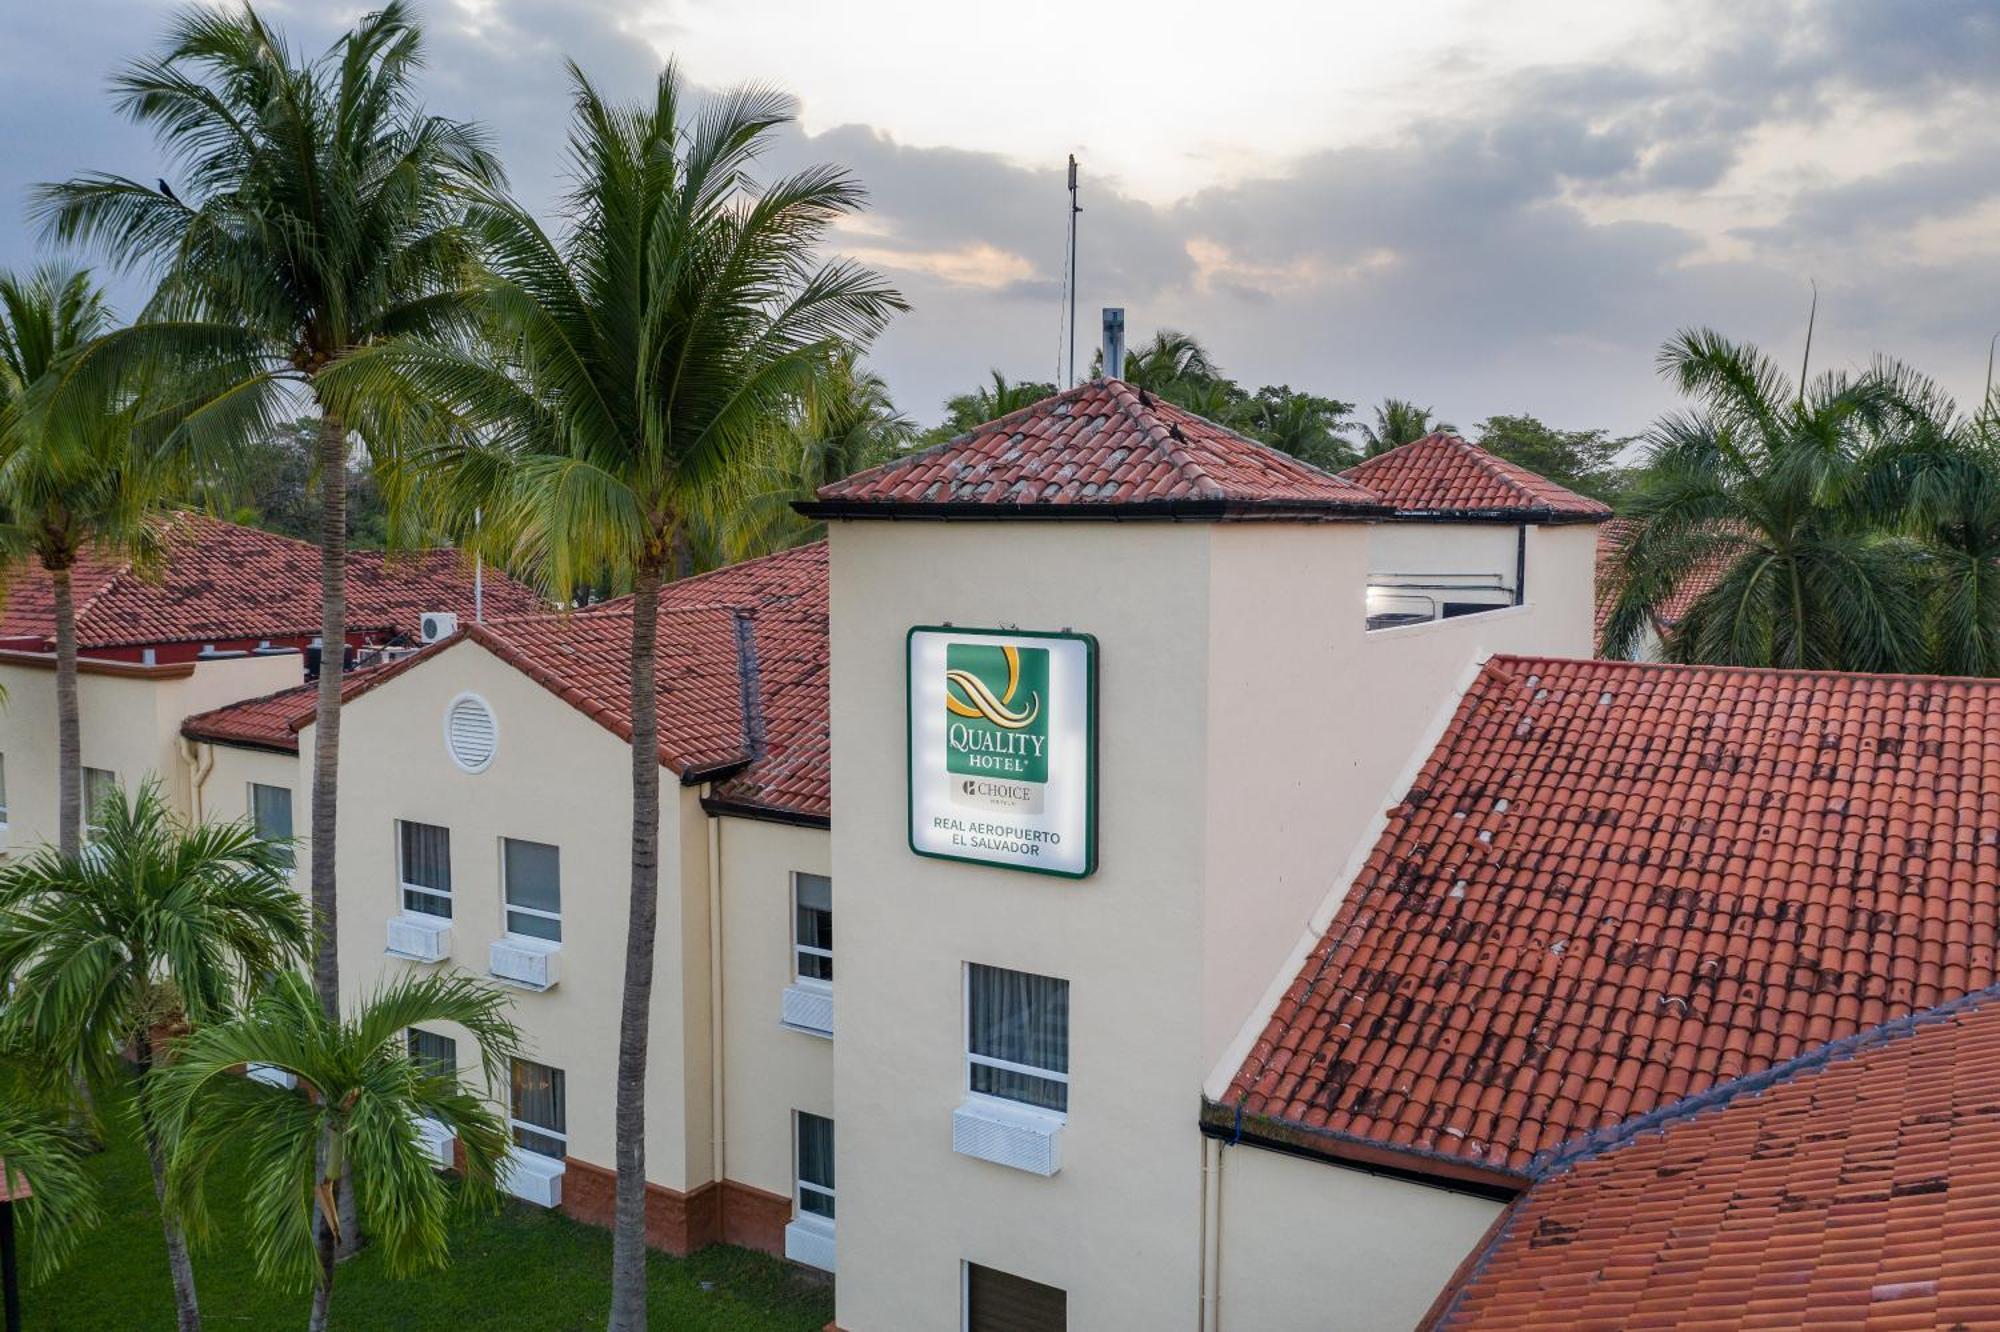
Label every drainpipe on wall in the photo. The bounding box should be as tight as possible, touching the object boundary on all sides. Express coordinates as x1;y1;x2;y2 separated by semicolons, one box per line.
178;737;215;824
1514;525;1528;606
707;802;726;1188
1199;1131;1227;1330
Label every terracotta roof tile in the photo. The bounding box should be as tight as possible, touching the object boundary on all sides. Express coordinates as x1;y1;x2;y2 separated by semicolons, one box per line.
0;512;542;650
1341;434;1611;522
189;544;832;820
1228;654;2000;1178
1434;989;2000;1328
810;379;1385;516
1595;519;1743;654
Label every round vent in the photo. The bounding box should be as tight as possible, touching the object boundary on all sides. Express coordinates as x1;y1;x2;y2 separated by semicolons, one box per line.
444;693;498;773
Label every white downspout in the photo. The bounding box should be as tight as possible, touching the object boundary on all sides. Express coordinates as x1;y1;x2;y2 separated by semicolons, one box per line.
179;736;215;824
1199;1133;1227;1331
708;801;726;1186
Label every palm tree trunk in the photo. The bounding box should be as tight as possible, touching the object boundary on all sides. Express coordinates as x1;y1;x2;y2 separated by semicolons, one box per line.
608;559;663;1332
309;405;363;1261
50;562;81;859
135;1031;201;1332
306;1205;336;1332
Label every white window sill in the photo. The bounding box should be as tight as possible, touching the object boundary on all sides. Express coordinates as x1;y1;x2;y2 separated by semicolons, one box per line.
784;1214;835;1271
780;982;834;1038
952;1096;1064;1176
489;935;561;991
499;1149;565;1207
385;913;451;963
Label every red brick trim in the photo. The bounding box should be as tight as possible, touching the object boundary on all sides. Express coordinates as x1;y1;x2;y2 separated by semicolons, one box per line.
558;1157;794;1258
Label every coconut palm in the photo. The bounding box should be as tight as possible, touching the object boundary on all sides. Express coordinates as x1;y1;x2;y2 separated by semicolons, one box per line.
154;969;519;1332
37;0;502;1020
0;1045;101;1282
0;266;171;856
934;370;1056;438
335;62;903;1330
0;780;305;1332
1359;397;1455;455
1118;328;1219;396
1238;387;1358;472
732;345;915;557
1602;330;1923;671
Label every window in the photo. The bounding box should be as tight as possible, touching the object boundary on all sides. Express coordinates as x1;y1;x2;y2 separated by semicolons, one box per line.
250;783;294;869
0;752;9;826
967;965;1069;1114
82;767;118;841
408;1028;458;1078
509;1059;566;1159
965;1263;1066;1331
793;873;832;984
502;839;561;942
796;1112;834;1221
398;821;452;919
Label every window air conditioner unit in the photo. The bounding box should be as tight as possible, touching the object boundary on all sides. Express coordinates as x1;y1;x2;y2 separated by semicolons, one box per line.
500;1150;565;1207
490;937;560;990
419;611;459;644
414;1116;458;1171
784;1215;836;1272
386;914;451;963
245;1062;297;1090
953;1099;1063;1176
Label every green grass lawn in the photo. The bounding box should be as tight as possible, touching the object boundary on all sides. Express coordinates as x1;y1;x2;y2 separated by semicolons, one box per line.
22;1089;833;1331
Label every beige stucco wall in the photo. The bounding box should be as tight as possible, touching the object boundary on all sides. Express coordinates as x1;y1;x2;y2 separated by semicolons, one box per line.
315;637;712;1190
1367;521;1521;583
829;519;1220;1331
0;652;301;851
718;816;834;1205
1216;1144;1503;1331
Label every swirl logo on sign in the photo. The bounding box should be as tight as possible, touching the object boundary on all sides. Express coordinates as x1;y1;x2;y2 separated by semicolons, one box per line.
944;644;1041;730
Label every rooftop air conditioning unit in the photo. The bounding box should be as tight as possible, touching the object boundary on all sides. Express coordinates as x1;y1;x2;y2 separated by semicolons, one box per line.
500;1150;565;1208
245;1062;297;1090
490;937;560;991
419;611;459;644
387;914;451;963
414;1116;458;1171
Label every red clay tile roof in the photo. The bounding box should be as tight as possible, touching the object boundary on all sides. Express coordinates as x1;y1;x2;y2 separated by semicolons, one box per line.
0;511;543;650
808;379;1386;517
198;543;832;818
1228;653;2000;1179
1433;987;2000;1329
182;678;322;753
1594;518;1742;655
1342;434;1611;522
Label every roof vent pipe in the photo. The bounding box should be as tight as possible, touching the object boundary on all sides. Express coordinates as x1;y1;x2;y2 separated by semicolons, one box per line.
1102;307;1126;381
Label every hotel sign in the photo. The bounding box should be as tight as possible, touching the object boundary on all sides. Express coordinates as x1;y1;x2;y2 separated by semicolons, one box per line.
907;626;1097;878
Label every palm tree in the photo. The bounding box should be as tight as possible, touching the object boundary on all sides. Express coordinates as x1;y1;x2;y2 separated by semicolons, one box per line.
338;63;903;1330
934;370;1056;438
1359;398;1455;455
0;780;305;1332
1117;328;1219;395
154;969;520;1332
1602;330;1923;671
0;1045;101;1282
732;345;915;557
0;266;169;857
1239;387;1358;472
37;0;502;1021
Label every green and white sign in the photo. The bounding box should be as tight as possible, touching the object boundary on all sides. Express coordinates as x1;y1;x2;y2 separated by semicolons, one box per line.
908;626;1097;878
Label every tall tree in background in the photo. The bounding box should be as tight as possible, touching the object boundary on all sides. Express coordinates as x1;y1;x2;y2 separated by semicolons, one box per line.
1118;327;1220;396
0;782;305;1332
38;1;501;1035
732;345;914;556
0;266;166;857
340;63;903;1330
194;417;393;550
1602;330;1924;671
0;1043;101;1284
1475;413;1637;503
156;970;519;1332
1239;385;1358;471
1360;398;1455;455
928;370;1056;441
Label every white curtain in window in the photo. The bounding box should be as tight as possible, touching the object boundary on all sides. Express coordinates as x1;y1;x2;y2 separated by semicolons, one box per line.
407;1028;458;1077
795;873;833;982
399;821;452;917
510;1059;566;1158
503;839;561;940
797;1112;835;1219
251;784;294;867
969;965;1069;1112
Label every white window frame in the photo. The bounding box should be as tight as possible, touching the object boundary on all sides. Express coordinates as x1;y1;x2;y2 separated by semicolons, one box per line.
963;964;1069;1120
499;838;562;942
509;1058;567;1160
81;767;118;843
791;872;832;989
397;820;452;920
962;1261;1068;1332
248;782;294;870
0;751;10;831
794;1111;835;1222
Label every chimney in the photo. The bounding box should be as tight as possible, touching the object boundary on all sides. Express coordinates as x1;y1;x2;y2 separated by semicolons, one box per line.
1101;307;1126;381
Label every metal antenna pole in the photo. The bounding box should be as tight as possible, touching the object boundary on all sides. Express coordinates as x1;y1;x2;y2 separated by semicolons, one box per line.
1797;278;1818;407
1067;155;1081;385
1985;331;1998;425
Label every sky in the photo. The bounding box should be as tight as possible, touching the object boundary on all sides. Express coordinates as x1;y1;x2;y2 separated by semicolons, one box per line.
2;0;1997;438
